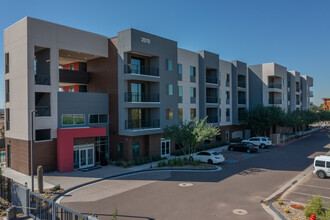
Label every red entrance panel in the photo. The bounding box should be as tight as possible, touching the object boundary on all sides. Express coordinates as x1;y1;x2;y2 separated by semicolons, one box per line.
57;127;106;173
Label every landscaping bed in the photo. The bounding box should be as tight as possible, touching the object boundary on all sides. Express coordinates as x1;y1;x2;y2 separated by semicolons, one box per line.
0;199;10;218
272;200;306;220
156;158;217;170
36;184;64;200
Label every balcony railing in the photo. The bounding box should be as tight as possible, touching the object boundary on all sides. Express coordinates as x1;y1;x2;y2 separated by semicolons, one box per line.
296;87;300;92
190;97;196;104
309;91;313;97
238;98;246;105
206;76;218;84
125;119;160;130
124;92;159;102
5;93;9;102
226;116;230;122
268;83;282;89
296;100;300;105
206;96;218;103
226;99;230;104
268;99;282;105
238;82;246;88
190;75;196;83
35;74;50;85
226;81;230;87
35;105;51;117
124;64;159;77
207;116;218;123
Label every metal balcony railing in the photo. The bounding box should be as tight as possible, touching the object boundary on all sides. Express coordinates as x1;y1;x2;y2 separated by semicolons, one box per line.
207;116;218;123
309;91;313;97
5;93;9;102
226;81;230;87
226;99;230;104
296;100;300;105
268;83;282;89
125;119;160;130
206;76;218;84
206;96;218;103
226;116;230;122
35;74;50;85
35;106;51;117
269;99;282;105
124;64;159;77
238;98;246;105
237;82;246;88
124;92;159;102
296;87;300;92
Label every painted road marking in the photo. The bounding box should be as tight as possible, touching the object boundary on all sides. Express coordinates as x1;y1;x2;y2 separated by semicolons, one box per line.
303;184;330;190
292;192;330;200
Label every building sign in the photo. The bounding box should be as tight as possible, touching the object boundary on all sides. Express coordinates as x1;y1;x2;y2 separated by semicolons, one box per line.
141;37;151;44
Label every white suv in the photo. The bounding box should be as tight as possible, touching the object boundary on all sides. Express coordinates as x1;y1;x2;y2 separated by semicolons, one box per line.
242;137;272;149
313;155;330;179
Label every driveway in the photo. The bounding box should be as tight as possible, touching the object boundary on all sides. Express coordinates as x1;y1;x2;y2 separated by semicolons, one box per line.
61;129;330;220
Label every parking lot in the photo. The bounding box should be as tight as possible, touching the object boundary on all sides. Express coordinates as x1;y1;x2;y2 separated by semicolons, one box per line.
284;173;330;204
221;146;273;164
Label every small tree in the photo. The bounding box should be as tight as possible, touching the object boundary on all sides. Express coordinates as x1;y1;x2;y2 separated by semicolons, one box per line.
163;117;220;160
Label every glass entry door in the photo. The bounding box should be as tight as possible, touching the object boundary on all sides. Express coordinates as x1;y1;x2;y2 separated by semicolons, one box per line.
161;139;170;157
73;144;94;169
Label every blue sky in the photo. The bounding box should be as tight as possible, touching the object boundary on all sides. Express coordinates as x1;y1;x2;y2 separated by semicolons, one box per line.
1;0;329;107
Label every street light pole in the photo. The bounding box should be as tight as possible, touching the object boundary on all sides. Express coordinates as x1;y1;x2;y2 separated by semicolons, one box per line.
30;110;37;192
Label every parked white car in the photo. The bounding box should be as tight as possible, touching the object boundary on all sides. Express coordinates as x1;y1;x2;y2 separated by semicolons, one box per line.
313;155;330;179
242;137;272;148
193;151;225;164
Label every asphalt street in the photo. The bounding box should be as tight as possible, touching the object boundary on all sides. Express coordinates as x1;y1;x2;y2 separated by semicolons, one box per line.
61;129;330;220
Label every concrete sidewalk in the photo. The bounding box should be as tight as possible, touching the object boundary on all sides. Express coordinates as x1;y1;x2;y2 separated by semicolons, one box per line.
2;145;229;190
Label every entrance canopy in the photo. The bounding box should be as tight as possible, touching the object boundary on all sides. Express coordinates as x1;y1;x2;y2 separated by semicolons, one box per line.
57;127;106;173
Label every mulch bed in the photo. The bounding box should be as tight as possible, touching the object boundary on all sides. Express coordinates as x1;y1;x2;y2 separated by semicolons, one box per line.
153;164;217;170
36;188;65;200
272;200;307;220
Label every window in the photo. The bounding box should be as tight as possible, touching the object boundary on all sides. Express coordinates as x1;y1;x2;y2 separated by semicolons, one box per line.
35;129;51;141
315;160;325;167
5;53;9;73
283;93;287;101
167;59;173;71
178;108;183;120
89;114;108;124
117;143;124;159
226;108;230;121
190;87;196;98
166;109;173;120
5;80;9;102
226;74;230;86
133;142;139;157
190;108;196;119
327;162;330;168
62;114;85;126
168;84;173;95
190;66;196;77
5;109;10;131
178;86;183;97
35;92;51;117
178;64;182;74
34;47;50;85
283;78;286;86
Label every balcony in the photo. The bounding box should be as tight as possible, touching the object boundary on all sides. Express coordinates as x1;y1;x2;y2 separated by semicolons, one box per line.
125;119;160;130
226;116;230;122
35;106;51;117
206;76;218;84
5;93;9;102
268;83;282;89
124;64;159;77
59;69;89;84
226;81;230;87
206;96;218;104
125;92;159;103
226;99;230;104
238;82;246;88
309;91;313;97
296;87;300;92
269;99;282;105
296;100;300;105
191;97;196;104
238;98;246;105
207;116;218;124
35;74;50;85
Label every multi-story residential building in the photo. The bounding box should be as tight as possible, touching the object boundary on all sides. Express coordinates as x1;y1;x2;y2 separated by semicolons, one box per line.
3;17;313;174
248;64;313;112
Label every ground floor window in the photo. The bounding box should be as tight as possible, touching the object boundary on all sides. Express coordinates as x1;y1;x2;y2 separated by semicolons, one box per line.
95;136;109;165
161;139;170;157
133;142;139;158
117;143;124;159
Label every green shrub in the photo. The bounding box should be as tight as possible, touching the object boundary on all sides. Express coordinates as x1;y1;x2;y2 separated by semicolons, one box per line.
319;209;330;220
115;161;124;166
168;159;174;167
157;161;166;167
305;196;325;218
177;158;184;166
183;157;188;164
51;184;61;191
192;160;200;166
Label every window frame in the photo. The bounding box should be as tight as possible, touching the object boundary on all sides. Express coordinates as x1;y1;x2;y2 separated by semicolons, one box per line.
166;108;174;120
315;160;325;167
5;53;9;74
35;129;51;142
190;66;196;77
62;114;85;126
88;114;109;124
167;59;173;71
177;63;182;74
168;84;173;96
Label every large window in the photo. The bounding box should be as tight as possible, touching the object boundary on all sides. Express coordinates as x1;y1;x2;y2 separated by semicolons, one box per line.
168;84;173;95
178;86;183;97
166;109;174;120
178;64;182;74
35;129;51;141
35;92;51;117
5;80;9;102
178;108;183;120
5;109;10;131
133;142;139;158
34;47;50;85
190;108;196;119
167;59;173;71
5;53;9;73
62;114;85;126
190;66;196;77
89;114;108;124
190;87;196;98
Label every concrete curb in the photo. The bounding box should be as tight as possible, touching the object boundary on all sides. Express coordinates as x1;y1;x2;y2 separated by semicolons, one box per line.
268;200;290;220
53;166;222;203
278;134;311;147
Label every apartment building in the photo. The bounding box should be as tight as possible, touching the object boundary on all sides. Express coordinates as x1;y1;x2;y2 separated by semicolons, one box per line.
4;17;313;174
248;63;313;112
